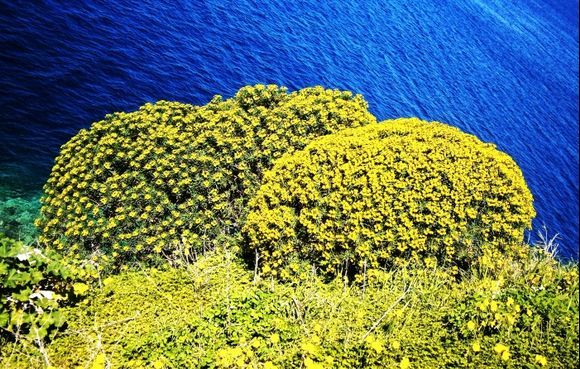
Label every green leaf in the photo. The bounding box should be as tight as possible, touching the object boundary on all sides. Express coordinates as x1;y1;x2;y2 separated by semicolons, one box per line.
12;288;32;302
52;310;65;327
3;270;19;288
33;326;48;340
30;270;44;284
10;309;24;326
8;271;32;287
0;312;9;327
39;313;55;327
0;244;8;258
45;261;59;274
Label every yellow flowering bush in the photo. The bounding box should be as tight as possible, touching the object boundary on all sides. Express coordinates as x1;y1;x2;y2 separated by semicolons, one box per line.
244;118;535;277
36;85;376;267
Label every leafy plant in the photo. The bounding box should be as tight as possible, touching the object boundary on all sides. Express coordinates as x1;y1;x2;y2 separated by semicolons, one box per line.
2;251;576;368
446;258;578;369
0;234;95;346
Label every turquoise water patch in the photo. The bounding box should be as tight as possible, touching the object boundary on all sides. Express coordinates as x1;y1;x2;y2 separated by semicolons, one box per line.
0;187;41;244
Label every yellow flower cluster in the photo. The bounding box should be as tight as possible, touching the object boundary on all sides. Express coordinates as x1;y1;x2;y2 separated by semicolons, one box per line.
473;295;522;331
36;85;376;266
243;118;535;277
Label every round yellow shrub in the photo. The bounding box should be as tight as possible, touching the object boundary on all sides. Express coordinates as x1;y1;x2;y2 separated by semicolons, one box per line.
243;118;536;277
36;85;376;266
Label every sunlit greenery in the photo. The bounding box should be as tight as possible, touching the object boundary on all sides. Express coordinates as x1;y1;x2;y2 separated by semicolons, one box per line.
1;86;577;368
0;234;95;345
1;249;577;368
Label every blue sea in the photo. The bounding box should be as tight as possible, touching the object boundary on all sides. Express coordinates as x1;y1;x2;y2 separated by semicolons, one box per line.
0;0;578;258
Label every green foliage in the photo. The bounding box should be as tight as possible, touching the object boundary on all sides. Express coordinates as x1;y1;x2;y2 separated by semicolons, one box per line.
1;251;576;368
244;119;536;278
3;86;574;368
446;255;579;368
0;234;96;345
36;85;376;268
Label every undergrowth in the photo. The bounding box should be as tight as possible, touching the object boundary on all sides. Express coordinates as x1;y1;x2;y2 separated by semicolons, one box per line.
1;247;577;368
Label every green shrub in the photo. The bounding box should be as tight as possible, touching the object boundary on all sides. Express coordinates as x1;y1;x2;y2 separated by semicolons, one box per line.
2;251;576;368
0;234;95;345
36;85;376;268
446;257;578;369
243;118;536;278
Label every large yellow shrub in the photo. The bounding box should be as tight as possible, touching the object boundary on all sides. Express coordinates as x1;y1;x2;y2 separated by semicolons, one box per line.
36;85;376;266
243;118;536;277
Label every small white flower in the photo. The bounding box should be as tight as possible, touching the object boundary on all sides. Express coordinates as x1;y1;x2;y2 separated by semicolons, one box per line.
29;290;54;300
16;252;32;261
40;290;55;300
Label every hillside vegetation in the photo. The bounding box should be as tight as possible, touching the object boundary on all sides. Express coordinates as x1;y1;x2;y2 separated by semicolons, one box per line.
1;85;577;368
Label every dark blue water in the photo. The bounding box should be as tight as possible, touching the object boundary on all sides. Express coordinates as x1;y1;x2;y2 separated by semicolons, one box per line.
1;0;578;259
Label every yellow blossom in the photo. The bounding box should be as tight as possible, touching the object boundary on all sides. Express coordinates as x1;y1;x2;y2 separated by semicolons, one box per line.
270;333;280;345
535;355;548;366
494;343;509;355
501;350;510;361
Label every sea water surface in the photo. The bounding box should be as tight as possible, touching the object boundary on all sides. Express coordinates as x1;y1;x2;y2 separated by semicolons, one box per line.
0;0;578;258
